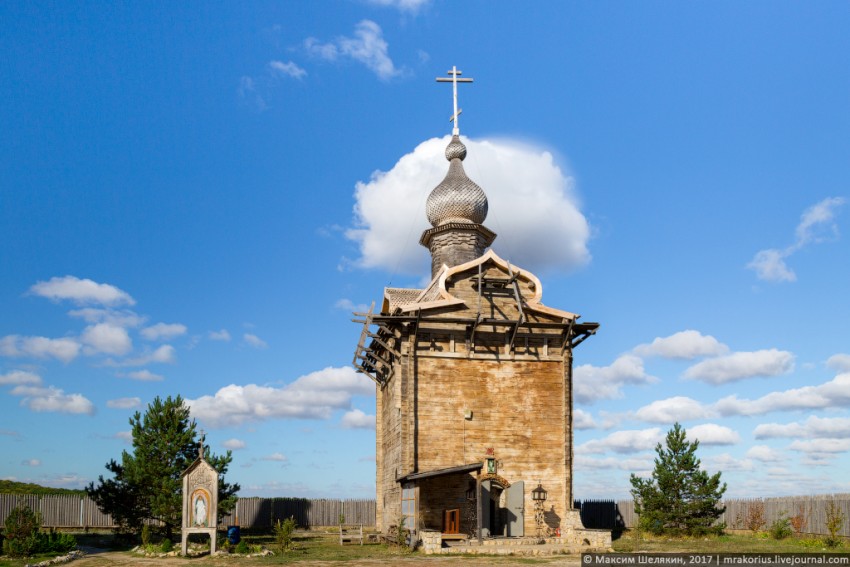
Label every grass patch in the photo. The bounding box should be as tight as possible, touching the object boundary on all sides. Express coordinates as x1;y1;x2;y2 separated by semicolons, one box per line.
234;532;410;563
614;531;845;553
0;551;64;567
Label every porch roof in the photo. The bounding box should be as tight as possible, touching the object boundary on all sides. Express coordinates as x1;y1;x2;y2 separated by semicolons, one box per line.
397;462;483;483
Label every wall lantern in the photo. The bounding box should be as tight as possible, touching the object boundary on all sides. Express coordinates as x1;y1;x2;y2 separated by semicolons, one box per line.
531;482;547;502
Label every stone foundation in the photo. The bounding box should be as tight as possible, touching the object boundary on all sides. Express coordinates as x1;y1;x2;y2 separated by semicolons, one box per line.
418;526;611;555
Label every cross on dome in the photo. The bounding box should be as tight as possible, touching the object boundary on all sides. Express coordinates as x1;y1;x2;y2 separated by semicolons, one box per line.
436;66;473;135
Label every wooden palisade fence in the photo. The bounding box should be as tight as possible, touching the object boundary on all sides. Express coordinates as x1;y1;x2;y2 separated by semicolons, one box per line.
2;493;847;536
575;495;850;537
0;494;375;530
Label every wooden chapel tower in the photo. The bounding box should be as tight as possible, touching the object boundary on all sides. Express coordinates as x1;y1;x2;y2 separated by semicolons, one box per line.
353;68;600;542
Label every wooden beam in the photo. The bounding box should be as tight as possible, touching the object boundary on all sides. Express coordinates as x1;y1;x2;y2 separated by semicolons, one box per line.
356;351;392;370
469;313;482;352
366;332;400;357
354;365;379;385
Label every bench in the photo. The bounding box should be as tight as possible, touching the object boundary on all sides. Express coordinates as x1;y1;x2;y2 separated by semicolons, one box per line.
339;524;363;545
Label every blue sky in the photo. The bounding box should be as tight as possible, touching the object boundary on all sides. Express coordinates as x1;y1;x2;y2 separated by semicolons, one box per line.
2;1;849;500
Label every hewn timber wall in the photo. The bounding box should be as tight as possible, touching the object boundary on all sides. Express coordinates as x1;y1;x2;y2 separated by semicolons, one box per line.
415;357;568;536
0;495;375;530
575;495;850;537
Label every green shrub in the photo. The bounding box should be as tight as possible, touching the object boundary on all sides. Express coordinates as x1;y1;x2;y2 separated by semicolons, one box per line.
769;514;792;540
141;524;151;546
274;516;297;553
825;501;845;548
235;539;250;554
2;505;42;557
37;532;77;554
160;538;174;553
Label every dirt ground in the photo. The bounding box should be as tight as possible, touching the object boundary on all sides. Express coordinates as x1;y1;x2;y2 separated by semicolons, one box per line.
71;547;583;566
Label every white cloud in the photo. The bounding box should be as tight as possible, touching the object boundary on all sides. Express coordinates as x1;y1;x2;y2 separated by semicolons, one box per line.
305;20;401;81
0;370;42;386
576;428;663;455
746;445;785;463
243;333;268;349
29;275;135;306
335;299;370;312
104;345;176;367
714;372;850;416
122;369;164;381
575;454;655;473
347;136;591;277
688;423;740;446
11;385;95;415
573;409;597;430
703;453;754;472
366;0;430;13
187;366;374;427
22;459;41;467
209;329;231;341
81;323;132;356
262;452;288;462
633;396;715;424
747;249;796;282
748;197;845;282
633;330;728;360
574;355;658;404
0;335;81;363
141;323;187;341
269;60;306;80
106;397;141;409
827;353;850;372
683;349;794;384
796;196;846;245
754;416;850;440
32;473;89;490
68;308;145;328
789;438;850;455
341;409;376;429
222;439;246;450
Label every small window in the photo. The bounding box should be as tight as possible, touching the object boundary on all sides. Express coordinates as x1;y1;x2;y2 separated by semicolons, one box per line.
401;482;416;529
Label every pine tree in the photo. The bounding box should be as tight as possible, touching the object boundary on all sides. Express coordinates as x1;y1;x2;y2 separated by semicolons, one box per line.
87;395;239;537
629;422;727;536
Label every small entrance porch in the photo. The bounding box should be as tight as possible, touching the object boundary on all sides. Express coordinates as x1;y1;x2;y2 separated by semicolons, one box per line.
396;462;530;550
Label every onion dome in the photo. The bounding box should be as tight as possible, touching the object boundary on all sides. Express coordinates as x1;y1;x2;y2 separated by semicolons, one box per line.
426;136;488;227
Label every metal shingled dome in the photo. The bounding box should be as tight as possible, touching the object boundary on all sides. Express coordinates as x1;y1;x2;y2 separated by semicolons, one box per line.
426;136;488;227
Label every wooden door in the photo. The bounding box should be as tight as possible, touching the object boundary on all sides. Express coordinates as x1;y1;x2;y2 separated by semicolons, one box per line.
443;509;460;534
506;481;524;537
480;480;491;537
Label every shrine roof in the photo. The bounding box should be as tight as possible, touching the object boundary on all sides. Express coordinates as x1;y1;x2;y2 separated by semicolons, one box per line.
397;462;483;483
181;456;217;479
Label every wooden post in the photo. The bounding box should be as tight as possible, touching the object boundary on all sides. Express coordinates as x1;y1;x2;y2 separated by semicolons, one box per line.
476;470;483;544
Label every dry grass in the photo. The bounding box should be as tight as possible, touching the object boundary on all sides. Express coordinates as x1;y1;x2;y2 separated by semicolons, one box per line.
613;530;845;553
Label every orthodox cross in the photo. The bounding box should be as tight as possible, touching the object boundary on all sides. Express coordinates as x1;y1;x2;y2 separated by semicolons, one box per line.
436;66;473;135
199;429;205;460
